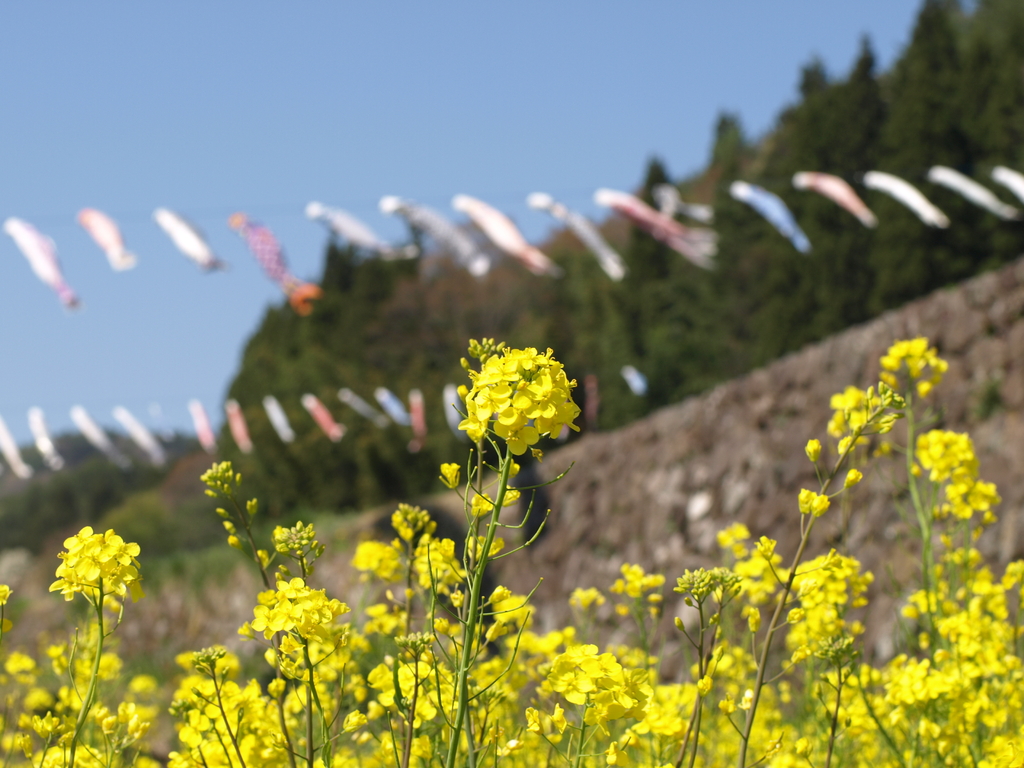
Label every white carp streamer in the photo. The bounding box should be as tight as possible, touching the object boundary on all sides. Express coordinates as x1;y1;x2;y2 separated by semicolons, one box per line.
407;389;426;453
380;196;491;276
71;405;129;468
306;202;417;260
652;184;714;224
452;194;561;276
188;399;217;453
154;208;226;271
926;166;1021;220
594;188;717;269
3;218;80;308
338;388;389;428
225;400;253;454
620;365;648;396
527;192;626;281
863;171;950;228
792;172;878;228
28;407;64;470
0;413;32;479
263;396;296;443
442;383;469;441
991;166;1024;205
374;387;411;426
78;209;137;271
112;406;166;466
301;394;345;442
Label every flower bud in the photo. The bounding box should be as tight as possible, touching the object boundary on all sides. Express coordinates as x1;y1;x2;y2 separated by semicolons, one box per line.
805;439;821;463
697;676;712;696
748;609;761;633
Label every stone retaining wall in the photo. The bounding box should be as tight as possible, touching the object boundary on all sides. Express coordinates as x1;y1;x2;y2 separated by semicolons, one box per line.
500;257;1024;657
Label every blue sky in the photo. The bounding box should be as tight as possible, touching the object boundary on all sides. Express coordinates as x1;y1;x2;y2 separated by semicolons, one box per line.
0;2;921;446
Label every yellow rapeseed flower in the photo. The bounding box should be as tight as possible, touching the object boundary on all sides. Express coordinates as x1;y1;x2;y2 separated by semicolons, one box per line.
879;337;947;397
459;346;580;453
249;577;349;641
49;526;144;604
439;463;460;489
798;489;830;517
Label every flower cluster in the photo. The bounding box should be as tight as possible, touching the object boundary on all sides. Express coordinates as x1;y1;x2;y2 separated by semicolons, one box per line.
14;336;1024;768
49;526;144;604
917;429;1001;522
545;643;652;732
827;383;904;441
458;345;580;454
249;577;349;641
880;336;948;397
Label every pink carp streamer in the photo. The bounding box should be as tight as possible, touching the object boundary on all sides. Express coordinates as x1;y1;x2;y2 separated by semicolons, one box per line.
452;194;562;276
228;212;322;315
77;209;137;271
28;407;64;470
301;394;345;442
792;172;878;228
594;188;717;269
863;171;950;228
225;399;253;454
188;400;217;453
407;389;427;453
3;218;80;308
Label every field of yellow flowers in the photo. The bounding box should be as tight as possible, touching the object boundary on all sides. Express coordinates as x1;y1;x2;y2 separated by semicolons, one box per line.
2;337;1023;768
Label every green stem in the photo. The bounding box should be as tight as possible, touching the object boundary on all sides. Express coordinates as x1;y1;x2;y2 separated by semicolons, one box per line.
69;586;106;768
401;653;420;768
905;404;937;647
213;672;249;768
824;667;844;768
300;641;334;768
736;439;856;768
572;720;588;768
444;449;512;768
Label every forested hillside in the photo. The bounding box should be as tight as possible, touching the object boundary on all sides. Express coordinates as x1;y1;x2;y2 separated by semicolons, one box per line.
222;0;1024;514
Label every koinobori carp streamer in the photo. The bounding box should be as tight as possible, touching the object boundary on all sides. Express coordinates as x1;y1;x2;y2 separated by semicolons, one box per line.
863;171;950;228
528;192;626;280
452;194;561;276
78;208;137;271
3;218;80;309
594;188;717;269
228;212;322;315
380;196;491;276
792;172;878;228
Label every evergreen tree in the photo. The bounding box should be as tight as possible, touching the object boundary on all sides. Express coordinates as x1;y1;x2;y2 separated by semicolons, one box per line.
869;0;974;311
210;0;1024;518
